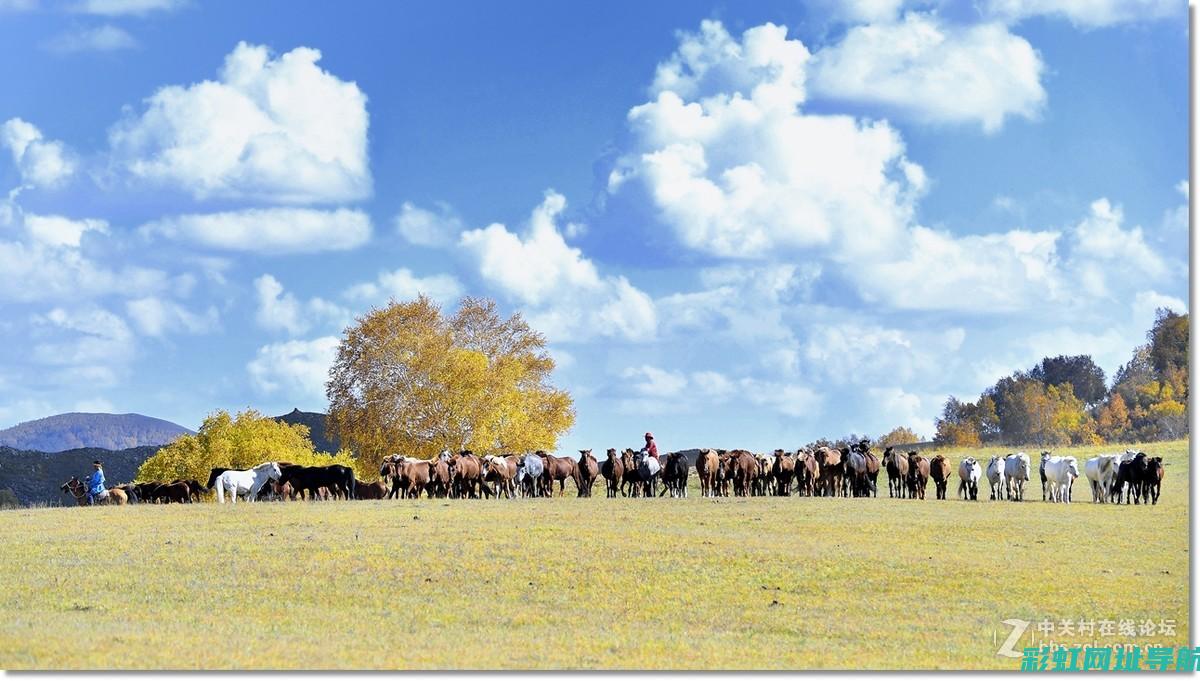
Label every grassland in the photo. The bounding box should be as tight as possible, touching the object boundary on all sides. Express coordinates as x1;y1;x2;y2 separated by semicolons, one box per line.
0;440;1188;670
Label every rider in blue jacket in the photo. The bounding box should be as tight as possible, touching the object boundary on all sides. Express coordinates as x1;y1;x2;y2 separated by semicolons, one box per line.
87;460;106;505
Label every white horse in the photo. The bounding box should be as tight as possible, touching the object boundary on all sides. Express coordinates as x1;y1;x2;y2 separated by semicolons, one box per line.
215;462;282;504
1004;452;1031;502
986;455;1006;501
1084;454;1122;503
516;454;543;498
958;457;982;500
1042;454;1079;503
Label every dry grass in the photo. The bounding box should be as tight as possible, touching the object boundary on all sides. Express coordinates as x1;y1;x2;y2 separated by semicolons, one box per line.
0;440;1188;669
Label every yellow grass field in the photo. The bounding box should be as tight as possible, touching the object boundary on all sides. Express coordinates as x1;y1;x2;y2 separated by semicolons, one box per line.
0;440;1188;670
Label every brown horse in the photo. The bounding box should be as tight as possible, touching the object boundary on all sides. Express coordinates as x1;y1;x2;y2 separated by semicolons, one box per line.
726;450;758;497
696;448;719;497
796;449;820;496
882;447;908;498
576;450;599;497
619;449;640;497
445;450;484;499
60;477;127;506
539;451;580;497
815;446;844;497
770;449;795;496
929;455;952;500
907;452;930;500
152;481;191;503
482;455;518;499
354;479;388;500
600;448;625;498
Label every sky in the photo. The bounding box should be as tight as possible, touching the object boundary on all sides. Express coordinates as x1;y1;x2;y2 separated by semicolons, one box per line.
0;0;1189;454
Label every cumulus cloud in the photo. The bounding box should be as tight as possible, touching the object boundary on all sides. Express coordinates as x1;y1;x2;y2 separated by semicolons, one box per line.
140;207;371;254
30;306;134;386
252;274;346;336
342;267;463;307
247;335;338;402
459;191;656;342
1;118;76;188
394;201;464;247
23;214;107;247
0;239;171;303
126;296;217;336
983;0;1180;28
809;13;1045;133
110;41;370;203
609;20;923;260
44;24;137;53
1066;198;1167;298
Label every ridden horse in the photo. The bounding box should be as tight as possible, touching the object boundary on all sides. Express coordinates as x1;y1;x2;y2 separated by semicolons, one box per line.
696;449;719;498
634;450;661;497
957;457;981;501
906;452;930;500
600;448;625;498
882;447;908;499
770;450;795;496
929;455;951;500
660;451;689;498
576;450;600;498
214;462;282;504
60;477;128;506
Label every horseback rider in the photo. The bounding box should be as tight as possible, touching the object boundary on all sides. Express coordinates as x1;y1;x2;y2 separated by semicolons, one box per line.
642;432;659;460
86;460;107;505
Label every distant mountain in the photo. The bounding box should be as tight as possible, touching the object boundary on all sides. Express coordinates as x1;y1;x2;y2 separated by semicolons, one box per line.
273;408;340;454
0;445;161;506
0;413;193;452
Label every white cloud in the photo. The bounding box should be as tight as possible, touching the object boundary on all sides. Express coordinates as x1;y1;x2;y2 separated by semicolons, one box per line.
394;201;464;247
141;207;371;254
110;41;370;203
125;296;218;336
983;0;1179;28
809;13;1045;133
247;336;338;402
1;118;76;188
30;306;134;386
1067;198;1166;298
610;20;923;260
622;365;688;398
24;214;107;247
459;191;656;342
251;273;347;336
0;239;170;303
44;24;137;53
72;0;184;14
859;226;1062;312
864;386;935;438
342;268;463;307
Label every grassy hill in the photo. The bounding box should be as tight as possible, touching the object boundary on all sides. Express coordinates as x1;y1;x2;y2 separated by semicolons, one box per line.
0;413;192;452
0;439;1186;669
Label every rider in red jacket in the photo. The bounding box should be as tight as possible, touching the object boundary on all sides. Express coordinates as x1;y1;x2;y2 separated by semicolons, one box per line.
643;432;659;459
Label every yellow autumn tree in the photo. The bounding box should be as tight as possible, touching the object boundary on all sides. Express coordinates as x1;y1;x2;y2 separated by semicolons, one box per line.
137;409;358;484
326;296;574;472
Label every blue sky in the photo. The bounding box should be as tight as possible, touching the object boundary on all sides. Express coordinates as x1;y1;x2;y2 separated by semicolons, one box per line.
0;0;1188;453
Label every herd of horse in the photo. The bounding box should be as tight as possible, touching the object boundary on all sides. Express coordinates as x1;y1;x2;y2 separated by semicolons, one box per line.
60;442;1166;507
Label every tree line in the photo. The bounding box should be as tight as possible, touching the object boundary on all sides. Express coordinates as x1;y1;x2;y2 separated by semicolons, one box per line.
933;309;1188;447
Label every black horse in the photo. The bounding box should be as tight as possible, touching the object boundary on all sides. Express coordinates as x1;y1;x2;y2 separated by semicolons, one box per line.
659;451;689;498
278;464;356;501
